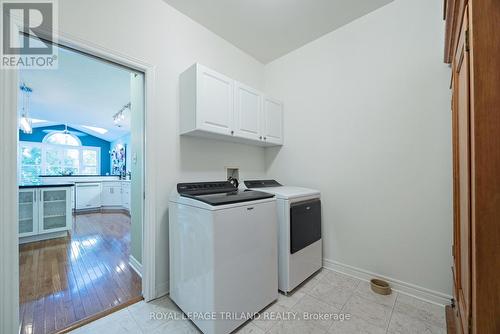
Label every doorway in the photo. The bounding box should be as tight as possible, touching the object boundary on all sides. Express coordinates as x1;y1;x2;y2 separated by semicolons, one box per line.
15;38;147;334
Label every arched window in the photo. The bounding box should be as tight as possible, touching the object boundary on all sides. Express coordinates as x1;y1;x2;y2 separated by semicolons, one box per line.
43;132;82;146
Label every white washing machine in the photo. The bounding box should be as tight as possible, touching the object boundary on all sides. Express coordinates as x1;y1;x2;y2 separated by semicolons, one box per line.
244;180;322;293
169;181;278;334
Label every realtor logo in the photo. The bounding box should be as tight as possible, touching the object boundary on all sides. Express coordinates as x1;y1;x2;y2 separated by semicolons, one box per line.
1;0;58;69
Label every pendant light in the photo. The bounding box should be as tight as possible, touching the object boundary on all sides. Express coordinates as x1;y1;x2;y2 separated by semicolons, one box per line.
19;83;33;134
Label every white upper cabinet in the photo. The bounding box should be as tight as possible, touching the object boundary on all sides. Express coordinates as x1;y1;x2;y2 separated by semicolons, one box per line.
262;97;284;145
181;64;234;136
234;81;262;141
180;63;283;146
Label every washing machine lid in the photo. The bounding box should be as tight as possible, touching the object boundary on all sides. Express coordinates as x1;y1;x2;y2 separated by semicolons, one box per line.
244;180;320;199
177;181;274;206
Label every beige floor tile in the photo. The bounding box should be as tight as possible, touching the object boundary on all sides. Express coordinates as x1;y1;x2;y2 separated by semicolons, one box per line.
267;319;326;334
394;294;446;328
329;316;386;334
319;270;361;290
150;318;201;334
69;275;447;334
252;302;289;332
388;310;446;334
353;281;398;307
69;308;142;334
276;290;306;309
307;281;355;309
127;296;182;332
342;294;392;329
233;321;265;334
295;272;323;294
291;294;339;331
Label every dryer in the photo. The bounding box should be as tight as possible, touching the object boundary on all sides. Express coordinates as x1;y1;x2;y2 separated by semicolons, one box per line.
244;180;322;293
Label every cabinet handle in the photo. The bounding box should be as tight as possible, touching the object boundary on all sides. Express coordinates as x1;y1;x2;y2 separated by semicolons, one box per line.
231;130;234;135
247;207;254;210
264;137;267;140
259;136;262;140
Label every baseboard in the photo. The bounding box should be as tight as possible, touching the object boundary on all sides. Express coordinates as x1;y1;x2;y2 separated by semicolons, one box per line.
322;258;452;306
74;207;130;216
155;281;169;299
19;231;68;244
128;255;143;277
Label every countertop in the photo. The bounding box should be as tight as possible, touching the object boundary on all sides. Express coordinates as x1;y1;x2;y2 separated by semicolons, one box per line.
19;183;75;189
39;175;119;177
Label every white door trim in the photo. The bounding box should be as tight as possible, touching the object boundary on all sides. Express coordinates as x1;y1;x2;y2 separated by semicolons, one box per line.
0;56;20;334
1;28;158;334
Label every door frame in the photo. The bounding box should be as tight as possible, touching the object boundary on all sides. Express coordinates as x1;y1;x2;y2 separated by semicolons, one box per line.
1;25;158;334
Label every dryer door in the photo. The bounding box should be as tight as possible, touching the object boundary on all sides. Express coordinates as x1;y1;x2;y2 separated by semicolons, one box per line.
290;199;321;254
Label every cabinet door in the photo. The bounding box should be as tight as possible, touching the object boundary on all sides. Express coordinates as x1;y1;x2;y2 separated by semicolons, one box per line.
263;97;284;145
197;65;234;135
39;188;71;233
102;186;121;206
453;10;471;334
76;183;102;209
234;82;262;140
19;189;38;237
121;182;131;210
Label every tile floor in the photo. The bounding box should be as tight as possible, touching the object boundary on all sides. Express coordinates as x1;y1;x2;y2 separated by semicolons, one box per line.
70;268;446;334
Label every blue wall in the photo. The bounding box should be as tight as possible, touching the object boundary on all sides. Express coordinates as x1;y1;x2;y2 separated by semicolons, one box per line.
19;125;111;175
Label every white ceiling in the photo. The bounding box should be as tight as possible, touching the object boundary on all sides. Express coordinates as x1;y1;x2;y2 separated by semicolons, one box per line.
163;0;394;63
19;45;132;142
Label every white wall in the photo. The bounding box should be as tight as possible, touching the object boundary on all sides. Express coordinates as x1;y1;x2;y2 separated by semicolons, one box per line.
57;0;452;299
264;0;453;296
57;0;267;295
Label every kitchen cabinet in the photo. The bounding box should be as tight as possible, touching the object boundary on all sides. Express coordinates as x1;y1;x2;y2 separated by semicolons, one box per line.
180;63;283;146
39;188;72;234
18;186;72;241
101;182;122;206
444;1;500;333
76;183;101;210
19;189;38;237
121;181;131;211
73;180;130;213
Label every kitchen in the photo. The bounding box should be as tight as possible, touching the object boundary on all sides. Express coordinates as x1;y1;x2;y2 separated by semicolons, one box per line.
16;42;145;333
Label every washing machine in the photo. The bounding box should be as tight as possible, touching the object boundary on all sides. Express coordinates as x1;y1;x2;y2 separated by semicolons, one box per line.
169;181;278;334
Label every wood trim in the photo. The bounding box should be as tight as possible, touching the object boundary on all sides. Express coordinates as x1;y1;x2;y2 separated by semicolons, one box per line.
446;305;458;334
54;296;144;334
468;1;500;333
444;0;467;63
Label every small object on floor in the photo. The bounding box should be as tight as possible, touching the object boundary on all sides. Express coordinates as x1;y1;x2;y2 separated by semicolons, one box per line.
370;278;391;295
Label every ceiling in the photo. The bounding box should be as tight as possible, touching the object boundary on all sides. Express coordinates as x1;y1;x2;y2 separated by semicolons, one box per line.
163;0;393;63
19;45;132;142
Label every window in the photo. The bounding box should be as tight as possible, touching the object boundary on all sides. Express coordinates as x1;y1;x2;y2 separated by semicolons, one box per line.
19;144;42;184
19;140;100;183
43;132;82;146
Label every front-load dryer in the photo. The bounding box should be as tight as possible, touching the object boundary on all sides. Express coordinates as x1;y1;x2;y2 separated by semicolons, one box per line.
244;180;322;293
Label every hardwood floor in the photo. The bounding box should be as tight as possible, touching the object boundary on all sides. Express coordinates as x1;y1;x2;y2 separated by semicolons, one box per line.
19;213;142;334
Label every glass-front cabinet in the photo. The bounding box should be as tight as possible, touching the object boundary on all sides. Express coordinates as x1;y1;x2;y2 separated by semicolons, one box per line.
18;186;72;241
19;189;38;237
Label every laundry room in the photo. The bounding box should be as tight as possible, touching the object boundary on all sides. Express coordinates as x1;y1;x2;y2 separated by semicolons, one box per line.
1;0;499;334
